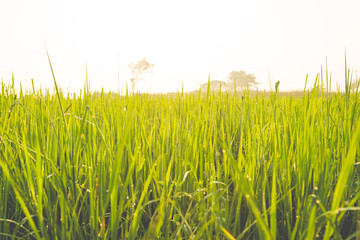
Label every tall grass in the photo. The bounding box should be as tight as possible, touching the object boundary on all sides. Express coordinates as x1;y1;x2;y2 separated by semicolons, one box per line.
0;70;359;239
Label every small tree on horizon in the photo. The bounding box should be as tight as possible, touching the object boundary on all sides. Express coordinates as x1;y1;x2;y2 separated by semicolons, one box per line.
128;57;154;91
227;70;259;90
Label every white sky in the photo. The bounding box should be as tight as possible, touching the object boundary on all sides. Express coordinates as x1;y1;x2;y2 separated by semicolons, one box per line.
0;0;359;93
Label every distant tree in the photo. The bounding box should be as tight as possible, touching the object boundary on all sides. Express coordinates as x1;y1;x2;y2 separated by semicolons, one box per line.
199;80;227;92
227;70;259;90
128;57;154;90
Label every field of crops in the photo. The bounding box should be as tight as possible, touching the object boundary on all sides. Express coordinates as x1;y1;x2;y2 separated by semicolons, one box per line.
0;74;359;239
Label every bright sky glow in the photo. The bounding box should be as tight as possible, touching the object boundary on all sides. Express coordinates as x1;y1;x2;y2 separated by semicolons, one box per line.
0;0;359;93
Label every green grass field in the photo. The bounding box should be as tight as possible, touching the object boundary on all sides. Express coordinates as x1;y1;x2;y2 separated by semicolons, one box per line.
0;72;359;239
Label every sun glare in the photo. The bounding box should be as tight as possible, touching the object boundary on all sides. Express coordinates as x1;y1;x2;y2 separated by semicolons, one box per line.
0;0;359;93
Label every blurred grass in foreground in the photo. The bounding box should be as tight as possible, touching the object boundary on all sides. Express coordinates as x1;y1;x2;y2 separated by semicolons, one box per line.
0;72;359;239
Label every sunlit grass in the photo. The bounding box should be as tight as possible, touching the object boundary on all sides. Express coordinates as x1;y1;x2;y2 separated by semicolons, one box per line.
0;70;359;239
